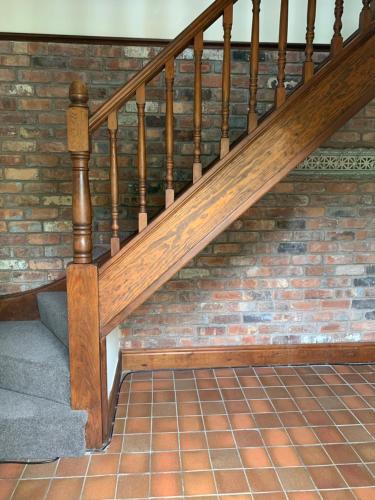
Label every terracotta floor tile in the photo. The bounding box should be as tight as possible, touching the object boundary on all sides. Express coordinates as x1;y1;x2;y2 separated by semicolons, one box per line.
207;431;236;449
288;386;313;398
266;387;290;399
254;413;283;428
234;429;263;447
152;416;178;433
252;493;286;500
308;465;347;489
225;400;251;414
12;479;50;500
229;413;256;430
178;401;201;415
327;410;358;425
202;402;227;415
181;450;211;471
123;433;151;453
153;379;174;390
199;389;222;401
320;490;356;500
238;376;260;388
268;446;302;467
210;449;242;469
0;479;17;500
272;398;299;412
87;454;119;476
22;461;57;479
119;453;149;473
0;463;24;479
261;428;291;446
55;456;89;477
204;414;231;431
304;411;332;427
176;389;198;402
324;443;362;464
125;417;151;434
152;403;176;417
339;424;373;442
296;445;332;465
127;404;151;418
151;451;180;472
246;468;283;492
239;447;272;468
153;390;175;403
352;487;375;499
150;472;182;497
279;412;307;427
249;399;274;413
338;463;375;487
180;431;207;450
129;391;152;404
116;474;149;499
46;477;84;499
287;492;321;500
243;388;268;399
183;470;216;496
276;467;315;491
82;475;117;500
196;378;219;390
152;432;178;451
106;435;123;453
313;426;346;444
215;469;249;494
354;442;375;461
179;415;204;432
217;377;239;389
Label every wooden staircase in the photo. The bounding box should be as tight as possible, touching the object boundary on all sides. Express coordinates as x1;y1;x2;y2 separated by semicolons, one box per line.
2;0;375;452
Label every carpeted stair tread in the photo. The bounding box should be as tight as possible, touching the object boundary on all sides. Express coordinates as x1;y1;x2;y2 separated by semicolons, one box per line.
37;291;68;347
0;321;70;404
0;388;87;460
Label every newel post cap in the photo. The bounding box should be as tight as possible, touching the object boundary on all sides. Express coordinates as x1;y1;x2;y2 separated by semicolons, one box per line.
69;80;89;107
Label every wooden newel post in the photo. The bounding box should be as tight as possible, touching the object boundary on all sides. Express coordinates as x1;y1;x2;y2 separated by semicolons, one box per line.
67;81;92;264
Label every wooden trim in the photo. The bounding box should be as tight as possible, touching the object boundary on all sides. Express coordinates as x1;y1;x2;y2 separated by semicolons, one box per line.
122;343;375;371
67;263;103;449
0;277;66;321
99;337;109;444
0;31;331;52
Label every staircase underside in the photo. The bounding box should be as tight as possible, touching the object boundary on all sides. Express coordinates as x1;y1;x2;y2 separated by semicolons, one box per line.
98;27;375;335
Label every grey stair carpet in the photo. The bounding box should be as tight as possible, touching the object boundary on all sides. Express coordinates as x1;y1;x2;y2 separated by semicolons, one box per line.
38;291;68;347
0;321;70;405
0;388;87;461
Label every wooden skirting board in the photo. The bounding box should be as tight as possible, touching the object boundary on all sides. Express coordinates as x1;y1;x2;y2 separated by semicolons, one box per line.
122;343;375;372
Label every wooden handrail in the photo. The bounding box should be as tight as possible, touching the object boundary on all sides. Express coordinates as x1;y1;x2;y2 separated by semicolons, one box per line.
88;0;238;133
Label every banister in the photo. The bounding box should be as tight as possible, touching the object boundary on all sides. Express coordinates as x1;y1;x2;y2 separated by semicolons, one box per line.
88;0;238;133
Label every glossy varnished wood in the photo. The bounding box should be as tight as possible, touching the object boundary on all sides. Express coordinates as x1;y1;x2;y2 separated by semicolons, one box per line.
303;0;316;82
67;264;103;449
0;278;66;321
89;0;238;133
67;81;92;264
165;59;175;207
220;3;233;159
331;0;344;55
108;111;120;256
98;27;375;335
136;84;147;232
247;0;261;133
359;0;372;32
122;343;375;371
193;32;204;183
275;0;288;107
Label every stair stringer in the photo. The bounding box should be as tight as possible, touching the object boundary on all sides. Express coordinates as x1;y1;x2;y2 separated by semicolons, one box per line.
98;27;375;336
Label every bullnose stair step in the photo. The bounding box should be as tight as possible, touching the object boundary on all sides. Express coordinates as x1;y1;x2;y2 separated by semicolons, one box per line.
0;321;70;405
0;388;87;461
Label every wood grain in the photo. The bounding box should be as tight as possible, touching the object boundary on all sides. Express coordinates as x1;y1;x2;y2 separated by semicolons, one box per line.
67;264;103;449
98;27;375;335
165;58;175;207
247;0;261;132
108;111;120;256
275;0;288;107
303;0;316;82
122;343;375;371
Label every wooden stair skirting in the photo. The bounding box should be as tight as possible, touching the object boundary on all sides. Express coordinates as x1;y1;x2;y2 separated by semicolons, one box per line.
122;343;375;372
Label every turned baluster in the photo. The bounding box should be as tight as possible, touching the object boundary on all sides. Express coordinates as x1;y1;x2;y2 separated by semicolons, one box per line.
165;59;175;208
247;0;261;133
331;0;344;56
108;111;120;256
275;0;288;108
359;0;372;32
67;81;92;264
220;3;233;159
303;0;316;82
193;32;204;183
136;84;147;232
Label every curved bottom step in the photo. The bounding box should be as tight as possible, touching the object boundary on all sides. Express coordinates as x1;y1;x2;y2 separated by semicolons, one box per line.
0;388;87;461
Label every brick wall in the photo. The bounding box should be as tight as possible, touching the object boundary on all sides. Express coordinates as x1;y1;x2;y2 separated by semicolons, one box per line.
0;35;374;352
121;174;375;347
